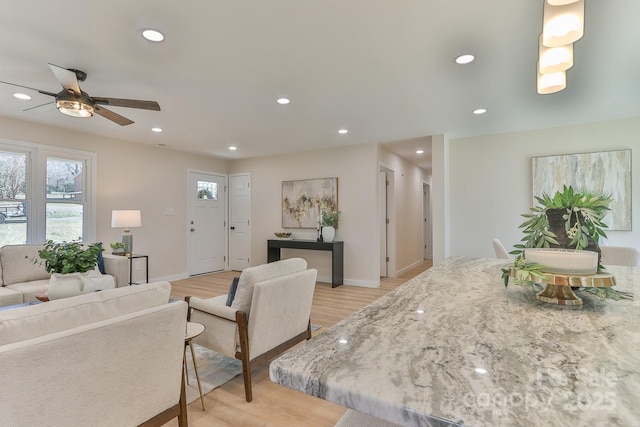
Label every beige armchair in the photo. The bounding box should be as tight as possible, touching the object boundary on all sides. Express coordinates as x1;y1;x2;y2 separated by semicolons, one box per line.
187;258;317;402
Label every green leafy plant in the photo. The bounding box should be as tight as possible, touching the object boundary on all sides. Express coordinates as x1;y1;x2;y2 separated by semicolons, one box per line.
512;185;612;256
110;242;126;250
31;240;103;274
322;210;341;227
501;256;548;287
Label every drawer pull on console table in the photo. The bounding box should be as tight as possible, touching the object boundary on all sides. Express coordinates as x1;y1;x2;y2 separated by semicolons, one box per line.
267;239;343;287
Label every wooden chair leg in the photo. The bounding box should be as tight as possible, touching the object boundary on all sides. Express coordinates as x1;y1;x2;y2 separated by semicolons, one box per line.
236;311;253;402
178;367;188;427
240;354;252;402
306;319;312;340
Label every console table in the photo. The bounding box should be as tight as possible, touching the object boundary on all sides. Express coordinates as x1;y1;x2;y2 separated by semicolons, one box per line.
267;239;343;287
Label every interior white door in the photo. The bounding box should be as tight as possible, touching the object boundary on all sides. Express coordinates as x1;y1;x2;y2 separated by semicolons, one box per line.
423;183;432;259
379;170;388;277
229;173;251;271
188;172;226;275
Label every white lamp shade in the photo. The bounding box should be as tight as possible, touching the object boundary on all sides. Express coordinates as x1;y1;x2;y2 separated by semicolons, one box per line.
111;210;142;228
537;67;567;94
538;34;573;73
542;0;584;47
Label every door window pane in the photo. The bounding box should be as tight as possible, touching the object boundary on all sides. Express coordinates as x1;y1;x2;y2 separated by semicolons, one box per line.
197;180;218;200
0;151;28;245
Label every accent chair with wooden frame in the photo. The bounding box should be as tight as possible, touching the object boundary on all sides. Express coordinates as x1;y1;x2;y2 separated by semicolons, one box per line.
186;258;317;402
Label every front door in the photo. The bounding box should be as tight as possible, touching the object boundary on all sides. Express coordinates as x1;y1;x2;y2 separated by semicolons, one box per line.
188;171;226;275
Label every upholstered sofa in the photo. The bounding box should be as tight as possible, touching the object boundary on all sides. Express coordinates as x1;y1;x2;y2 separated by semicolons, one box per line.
188;257;317;402
0;281;188;427
0;244;129;307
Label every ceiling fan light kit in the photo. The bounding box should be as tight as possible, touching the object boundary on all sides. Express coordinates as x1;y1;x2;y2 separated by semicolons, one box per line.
537;0;584;94
55;90;95;118
0;63;160;125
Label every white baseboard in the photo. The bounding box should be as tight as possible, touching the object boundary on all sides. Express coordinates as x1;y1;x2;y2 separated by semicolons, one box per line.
316;274;380;288
394;259;425;277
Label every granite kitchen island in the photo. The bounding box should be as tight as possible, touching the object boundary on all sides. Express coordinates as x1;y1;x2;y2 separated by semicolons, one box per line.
269;257;640;426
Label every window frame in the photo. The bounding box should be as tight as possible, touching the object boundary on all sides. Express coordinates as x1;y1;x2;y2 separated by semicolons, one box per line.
0;138;97;244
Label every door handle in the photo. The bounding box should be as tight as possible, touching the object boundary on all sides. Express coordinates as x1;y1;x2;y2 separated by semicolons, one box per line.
230;226;235;230
190;228;195;232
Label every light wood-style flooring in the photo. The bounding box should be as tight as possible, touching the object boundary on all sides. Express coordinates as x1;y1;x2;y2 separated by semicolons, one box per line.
166;260;432;427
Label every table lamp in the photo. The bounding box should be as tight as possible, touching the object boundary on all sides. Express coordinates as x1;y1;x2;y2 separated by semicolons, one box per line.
111;210;142;256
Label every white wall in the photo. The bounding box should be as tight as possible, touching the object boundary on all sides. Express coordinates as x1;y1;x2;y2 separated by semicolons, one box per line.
0;116;228;281
379;145;430;275
229;143;380;286
448;116;640;258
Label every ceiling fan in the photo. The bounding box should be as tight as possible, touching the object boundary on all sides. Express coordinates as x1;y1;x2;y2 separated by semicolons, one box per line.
0;63;160;126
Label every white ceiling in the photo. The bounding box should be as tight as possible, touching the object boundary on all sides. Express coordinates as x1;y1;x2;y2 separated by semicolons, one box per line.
1;1;639;173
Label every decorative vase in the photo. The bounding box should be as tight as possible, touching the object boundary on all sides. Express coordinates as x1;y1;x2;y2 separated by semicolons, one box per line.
546;208;601;263
48;272;88;300
323;226;336;243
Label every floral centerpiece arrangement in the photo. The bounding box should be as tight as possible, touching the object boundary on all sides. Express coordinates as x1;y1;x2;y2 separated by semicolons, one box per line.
501;186;632;301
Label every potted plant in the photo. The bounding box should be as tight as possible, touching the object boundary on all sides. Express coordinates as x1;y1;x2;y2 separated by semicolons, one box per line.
503;185;614;287
110;241;126;255
511;185;612;258
31;240;106;299
321;210;341;243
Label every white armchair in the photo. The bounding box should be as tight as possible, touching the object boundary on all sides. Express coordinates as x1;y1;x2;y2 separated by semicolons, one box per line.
186;258;317;402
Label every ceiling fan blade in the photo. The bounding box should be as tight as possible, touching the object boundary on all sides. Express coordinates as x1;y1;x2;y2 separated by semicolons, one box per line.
0;80;56;97
24;101;55;112
48;63;81;94
94;105;134;126
92;97;160;111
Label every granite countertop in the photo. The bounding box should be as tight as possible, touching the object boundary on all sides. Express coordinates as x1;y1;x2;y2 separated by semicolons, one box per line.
269;257;640;426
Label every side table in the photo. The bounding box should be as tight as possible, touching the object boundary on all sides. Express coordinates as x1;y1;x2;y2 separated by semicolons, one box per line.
127;254;149;285
35;291;49;302
185;321;206;410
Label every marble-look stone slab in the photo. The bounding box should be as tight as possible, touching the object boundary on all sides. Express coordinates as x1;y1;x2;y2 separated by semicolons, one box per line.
269;257;640;427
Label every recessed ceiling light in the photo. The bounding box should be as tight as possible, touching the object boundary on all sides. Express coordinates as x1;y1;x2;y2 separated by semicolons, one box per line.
276;98;290;105
228;146;237;151
455;54;475;65
13;93;31;100
416;149;424;154
141;29;165;42
338;129;348;134
151;127;163;132
472;108;487;115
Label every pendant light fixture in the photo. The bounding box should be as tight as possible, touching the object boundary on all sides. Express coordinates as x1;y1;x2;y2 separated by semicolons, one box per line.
537;0;584;94
538;34;573;74
537;67;567;94
542;0;585;47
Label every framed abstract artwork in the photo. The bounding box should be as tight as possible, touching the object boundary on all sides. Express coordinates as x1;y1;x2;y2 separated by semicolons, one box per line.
532;149;632;230
282;177;338;228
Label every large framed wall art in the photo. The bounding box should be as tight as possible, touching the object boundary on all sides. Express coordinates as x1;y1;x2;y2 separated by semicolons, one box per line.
282;177;338;228
532;149;632;230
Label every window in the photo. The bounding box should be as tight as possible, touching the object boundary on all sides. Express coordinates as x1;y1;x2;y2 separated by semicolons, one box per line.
0;151;28;245
0;139;96;246
197;180;218;200
45;157;85;242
